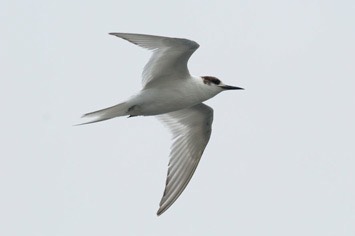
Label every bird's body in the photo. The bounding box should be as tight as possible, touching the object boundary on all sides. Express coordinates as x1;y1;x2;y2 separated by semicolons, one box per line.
128;75;221;116
80;33;243;215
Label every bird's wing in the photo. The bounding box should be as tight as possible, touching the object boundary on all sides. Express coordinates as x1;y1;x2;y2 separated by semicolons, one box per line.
109;33;199;88
156;103;214;216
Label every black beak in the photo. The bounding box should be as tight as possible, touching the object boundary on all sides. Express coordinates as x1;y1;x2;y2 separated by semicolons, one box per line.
221;85;244;90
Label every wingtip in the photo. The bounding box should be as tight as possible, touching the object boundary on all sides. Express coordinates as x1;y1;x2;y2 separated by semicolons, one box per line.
156;208;164;216
109;32;124;37
156;201;172;216
73;123;83;127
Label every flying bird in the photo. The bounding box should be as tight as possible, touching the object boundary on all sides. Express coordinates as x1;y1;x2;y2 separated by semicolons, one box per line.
80;33;243;216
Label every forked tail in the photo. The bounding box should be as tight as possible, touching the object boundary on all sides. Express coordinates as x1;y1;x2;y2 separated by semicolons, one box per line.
77;102;130;125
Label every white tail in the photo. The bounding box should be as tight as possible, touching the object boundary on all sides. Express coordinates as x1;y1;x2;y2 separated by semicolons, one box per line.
78;102;130;125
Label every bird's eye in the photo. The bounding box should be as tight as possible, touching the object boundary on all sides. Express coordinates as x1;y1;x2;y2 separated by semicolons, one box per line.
212;79;221;85
201;76;221;85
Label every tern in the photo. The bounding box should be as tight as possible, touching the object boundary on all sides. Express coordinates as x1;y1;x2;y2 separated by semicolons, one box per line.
80;33;243;216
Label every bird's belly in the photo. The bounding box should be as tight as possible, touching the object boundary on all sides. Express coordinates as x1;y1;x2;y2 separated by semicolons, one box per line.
130;88;207;116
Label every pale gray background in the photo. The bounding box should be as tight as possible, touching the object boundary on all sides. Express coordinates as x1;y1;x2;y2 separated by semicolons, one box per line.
1;0;354;235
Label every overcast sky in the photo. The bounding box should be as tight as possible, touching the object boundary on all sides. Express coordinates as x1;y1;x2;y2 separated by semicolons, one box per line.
1;0;355;235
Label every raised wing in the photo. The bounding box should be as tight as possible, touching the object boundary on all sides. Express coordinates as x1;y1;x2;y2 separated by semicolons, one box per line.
109;33;199;88
156;103;214;216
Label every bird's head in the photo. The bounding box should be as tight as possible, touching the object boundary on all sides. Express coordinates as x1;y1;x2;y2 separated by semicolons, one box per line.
201;76;244;92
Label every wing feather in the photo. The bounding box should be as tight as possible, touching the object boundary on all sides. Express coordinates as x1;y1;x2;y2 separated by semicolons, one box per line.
156;103;213;215
109;33;199;88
